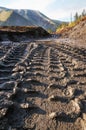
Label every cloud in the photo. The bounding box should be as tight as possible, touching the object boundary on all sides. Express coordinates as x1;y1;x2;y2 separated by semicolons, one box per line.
62;0;65;2
7;0;55;11
46;9;69;19
5;0;86;21
46;7;86;21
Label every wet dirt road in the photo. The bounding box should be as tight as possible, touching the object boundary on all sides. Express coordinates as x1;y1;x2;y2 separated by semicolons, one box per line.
0;39;86;130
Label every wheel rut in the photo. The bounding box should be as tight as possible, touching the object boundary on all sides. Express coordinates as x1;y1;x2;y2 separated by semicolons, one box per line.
0;41;86;130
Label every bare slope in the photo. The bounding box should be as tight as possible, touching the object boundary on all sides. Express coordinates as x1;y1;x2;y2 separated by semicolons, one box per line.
68;18;86;41
62;17;86;42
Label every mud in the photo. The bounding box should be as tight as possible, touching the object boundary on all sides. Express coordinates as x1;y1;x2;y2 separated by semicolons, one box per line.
0;39;86;130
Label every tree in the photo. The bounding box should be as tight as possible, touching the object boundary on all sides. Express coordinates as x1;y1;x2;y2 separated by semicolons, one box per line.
74;12;79;21
82;9;86;17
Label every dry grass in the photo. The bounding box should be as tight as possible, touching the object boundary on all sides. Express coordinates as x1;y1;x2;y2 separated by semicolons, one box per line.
0;10;12;22
56;16;86;35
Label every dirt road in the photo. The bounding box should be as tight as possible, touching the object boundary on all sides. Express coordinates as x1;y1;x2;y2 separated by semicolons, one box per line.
0;39;86;130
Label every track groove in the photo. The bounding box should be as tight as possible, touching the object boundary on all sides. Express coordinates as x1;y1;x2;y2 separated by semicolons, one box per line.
0;41;86;130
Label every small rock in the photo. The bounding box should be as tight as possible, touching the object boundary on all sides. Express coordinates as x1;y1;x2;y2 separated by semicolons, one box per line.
22;88;29;93
0;108;8;118
60;66;64;71
63;86;74;97
7;93;13;99
12;66;19;72
49;112;57;119
67;99;81;116
20;103;29;109
48;95;55;101
13;87;20;94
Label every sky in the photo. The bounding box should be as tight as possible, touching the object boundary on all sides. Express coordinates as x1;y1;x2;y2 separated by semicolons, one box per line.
0;0;86;21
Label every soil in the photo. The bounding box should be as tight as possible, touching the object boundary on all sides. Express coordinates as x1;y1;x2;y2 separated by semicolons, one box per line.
0;38;86;130
62;17;86;45
0;26;50;42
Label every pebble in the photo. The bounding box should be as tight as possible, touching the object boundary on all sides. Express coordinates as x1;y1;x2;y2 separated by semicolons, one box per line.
20;103;29;109
0;108;8;118
63;86;74;97
48;95;56;101
49;112;57;119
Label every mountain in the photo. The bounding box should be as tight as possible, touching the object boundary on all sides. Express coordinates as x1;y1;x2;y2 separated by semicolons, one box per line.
0;7;62;31
0;6;8;11
15;9;57;30
0;10;34;26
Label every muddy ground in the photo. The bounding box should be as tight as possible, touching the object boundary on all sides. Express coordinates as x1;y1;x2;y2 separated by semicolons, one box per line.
0;38;86;130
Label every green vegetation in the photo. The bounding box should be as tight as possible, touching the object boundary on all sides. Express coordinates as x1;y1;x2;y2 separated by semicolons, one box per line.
74;9;86;21
56;9;86;34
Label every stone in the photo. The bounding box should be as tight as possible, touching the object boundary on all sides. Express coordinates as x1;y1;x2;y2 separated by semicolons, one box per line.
49;112;57;119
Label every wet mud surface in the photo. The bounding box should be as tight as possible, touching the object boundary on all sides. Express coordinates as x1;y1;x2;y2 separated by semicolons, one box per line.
0;40;86;130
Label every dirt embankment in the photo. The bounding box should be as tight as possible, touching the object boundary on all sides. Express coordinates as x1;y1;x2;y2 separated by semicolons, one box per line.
60;17;86;46
0;26;50;42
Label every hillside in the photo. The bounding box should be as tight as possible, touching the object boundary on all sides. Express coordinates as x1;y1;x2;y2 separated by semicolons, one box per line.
60;17;86;42
0;7;63;31
15;9;57;31
67;17;86;41
0;10;34;26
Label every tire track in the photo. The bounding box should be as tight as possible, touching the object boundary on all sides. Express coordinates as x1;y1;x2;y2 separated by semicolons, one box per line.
0;41;86;130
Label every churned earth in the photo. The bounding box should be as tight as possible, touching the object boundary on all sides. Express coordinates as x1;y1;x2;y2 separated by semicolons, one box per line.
0;38;86;130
